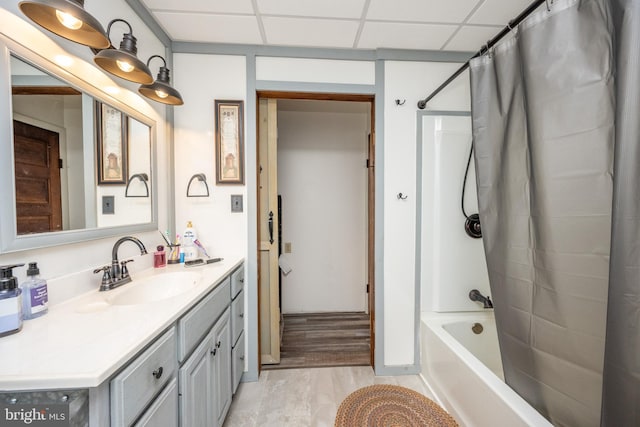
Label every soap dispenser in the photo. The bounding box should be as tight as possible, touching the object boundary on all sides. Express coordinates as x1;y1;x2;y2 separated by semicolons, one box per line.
0;264;24;337
22;262;48;320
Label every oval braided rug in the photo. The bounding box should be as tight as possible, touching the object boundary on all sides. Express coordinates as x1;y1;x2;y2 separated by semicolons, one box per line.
335;384;459;427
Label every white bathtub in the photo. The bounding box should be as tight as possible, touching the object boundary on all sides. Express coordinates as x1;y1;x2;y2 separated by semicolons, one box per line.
420;312;552;427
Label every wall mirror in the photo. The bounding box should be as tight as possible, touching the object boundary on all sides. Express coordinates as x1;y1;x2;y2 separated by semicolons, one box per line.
0;41;158;253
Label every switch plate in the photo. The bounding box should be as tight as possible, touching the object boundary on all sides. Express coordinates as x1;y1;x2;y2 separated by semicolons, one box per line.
102;196;115;214
231;195;243;212
284;242;292;253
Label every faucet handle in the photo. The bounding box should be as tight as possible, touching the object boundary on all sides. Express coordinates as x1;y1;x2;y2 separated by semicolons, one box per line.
93;266;112;291
120;259;134;277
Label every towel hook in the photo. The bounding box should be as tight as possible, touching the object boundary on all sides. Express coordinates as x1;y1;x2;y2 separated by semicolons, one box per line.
124;173;149;198
397;193;408;200
395;99;406;106
186;173;210;197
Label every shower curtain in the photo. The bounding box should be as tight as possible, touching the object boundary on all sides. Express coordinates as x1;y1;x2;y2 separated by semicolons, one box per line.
470;0;638;425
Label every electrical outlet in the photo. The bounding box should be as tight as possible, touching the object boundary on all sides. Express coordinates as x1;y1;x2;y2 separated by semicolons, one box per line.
284;242;292;253
102;196;115;214
231;195;243;212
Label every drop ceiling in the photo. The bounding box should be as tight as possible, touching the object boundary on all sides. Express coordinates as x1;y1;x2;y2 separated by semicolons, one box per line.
139;0;534;52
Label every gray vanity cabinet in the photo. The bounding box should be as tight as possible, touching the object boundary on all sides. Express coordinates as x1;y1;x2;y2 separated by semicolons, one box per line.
179;309;231;427
211;310;232;426
230;264;245;394
133;378;179;427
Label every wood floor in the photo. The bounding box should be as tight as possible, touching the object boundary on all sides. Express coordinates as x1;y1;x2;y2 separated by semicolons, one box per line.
262;312;371;370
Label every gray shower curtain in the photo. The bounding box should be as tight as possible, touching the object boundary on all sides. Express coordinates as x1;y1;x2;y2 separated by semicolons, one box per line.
468;0;639;425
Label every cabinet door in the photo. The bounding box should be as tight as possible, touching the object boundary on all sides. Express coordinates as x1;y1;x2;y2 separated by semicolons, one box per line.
179;332;214;427
211;310;232;426
134;378;178;427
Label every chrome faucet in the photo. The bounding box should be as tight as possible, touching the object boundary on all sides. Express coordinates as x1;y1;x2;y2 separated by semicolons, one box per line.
94;236;148;291
469;289;493;309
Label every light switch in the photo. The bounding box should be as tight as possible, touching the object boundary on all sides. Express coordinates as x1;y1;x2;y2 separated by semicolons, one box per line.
102;196;115;214
231;195;243;212
284;242;292;253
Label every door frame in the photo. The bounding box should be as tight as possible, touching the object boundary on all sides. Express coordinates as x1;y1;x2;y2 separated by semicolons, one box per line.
255;90;376;370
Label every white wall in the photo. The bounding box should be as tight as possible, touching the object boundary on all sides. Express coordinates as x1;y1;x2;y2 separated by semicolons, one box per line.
0;3;170;291
383;61;471;366
421;115;490;312
172;53;247;258
277;105;368;313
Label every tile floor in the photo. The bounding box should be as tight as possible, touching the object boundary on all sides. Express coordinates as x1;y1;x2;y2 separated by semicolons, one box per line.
223;366;435;427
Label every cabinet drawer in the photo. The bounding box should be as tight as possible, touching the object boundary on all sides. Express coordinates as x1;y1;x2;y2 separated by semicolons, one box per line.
111;327;177;427
134;378;178;427
178;277;230;362
232;331;245;395
230;264;244;299
231;289;244;346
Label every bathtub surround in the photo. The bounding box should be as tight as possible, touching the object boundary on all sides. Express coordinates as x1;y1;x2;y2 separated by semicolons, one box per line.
470;0;638;425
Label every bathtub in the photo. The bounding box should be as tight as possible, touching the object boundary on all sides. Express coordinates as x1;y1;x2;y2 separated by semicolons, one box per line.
420;312;552;427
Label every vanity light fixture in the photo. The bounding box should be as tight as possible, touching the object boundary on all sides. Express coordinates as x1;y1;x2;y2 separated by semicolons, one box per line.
138;55;184;106
19;0;110;49
94;19;153;85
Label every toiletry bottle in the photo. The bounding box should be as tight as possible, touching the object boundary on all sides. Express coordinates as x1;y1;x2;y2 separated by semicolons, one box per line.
0;264;24;337
154;245;167;268
182;221;198;261
22;262;48;320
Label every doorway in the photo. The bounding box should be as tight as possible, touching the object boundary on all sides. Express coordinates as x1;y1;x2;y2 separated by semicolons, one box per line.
257;92;375;370
13;120;63;234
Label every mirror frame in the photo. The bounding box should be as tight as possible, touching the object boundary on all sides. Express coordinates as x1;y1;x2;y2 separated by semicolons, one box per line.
0;35;158;253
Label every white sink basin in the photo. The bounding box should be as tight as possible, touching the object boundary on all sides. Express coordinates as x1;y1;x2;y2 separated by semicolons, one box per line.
106;271;202;306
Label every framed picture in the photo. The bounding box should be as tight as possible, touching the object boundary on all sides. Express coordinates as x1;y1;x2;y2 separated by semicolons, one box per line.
96;102;128;185
215;100;244;185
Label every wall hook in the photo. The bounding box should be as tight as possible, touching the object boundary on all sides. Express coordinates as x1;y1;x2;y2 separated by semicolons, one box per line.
397;193;408;200
395;99;406;106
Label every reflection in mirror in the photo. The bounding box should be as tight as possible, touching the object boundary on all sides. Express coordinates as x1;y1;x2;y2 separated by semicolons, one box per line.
10;54;152;236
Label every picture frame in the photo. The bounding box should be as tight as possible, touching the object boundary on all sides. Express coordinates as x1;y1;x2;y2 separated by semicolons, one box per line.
96;101;128;185
215;100;244;185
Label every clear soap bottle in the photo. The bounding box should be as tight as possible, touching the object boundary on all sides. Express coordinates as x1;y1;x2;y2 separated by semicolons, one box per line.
22;262;48;320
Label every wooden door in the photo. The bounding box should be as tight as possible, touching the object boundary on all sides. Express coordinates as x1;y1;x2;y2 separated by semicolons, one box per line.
13;120;62;234
257;98;281;365
367;120;376;367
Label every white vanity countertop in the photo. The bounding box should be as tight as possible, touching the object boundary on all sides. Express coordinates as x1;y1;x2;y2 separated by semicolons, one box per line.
0;255;244;391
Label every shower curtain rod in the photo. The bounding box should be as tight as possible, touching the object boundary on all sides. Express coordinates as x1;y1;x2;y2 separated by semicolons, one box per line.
417;0;546;109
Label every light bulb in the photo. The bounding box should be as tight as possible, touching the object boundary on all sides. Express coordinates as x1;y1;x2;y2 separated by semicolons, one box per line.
55;10;82;30
155;89;169;99
116;60;134;73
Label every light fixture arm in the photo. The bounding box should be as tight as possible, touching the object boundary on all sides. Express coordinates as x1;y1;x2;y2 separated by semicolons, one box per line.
106;18;133;38
146;55;166;68
105;19;138;55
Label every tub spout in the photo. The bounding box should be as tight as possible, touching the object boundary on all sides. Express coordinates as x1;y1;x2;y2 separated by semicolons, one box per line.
469;289;493;309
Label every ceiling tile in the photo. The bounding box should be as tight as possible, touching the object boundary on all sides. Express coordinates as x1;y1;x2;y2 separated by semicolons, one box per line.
262;17;360;48
153;12;263;44
443;25;502;51
358;22;457;50
257;0;366;19
141;0;254;14
467;0;534;25
367;0;479;23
